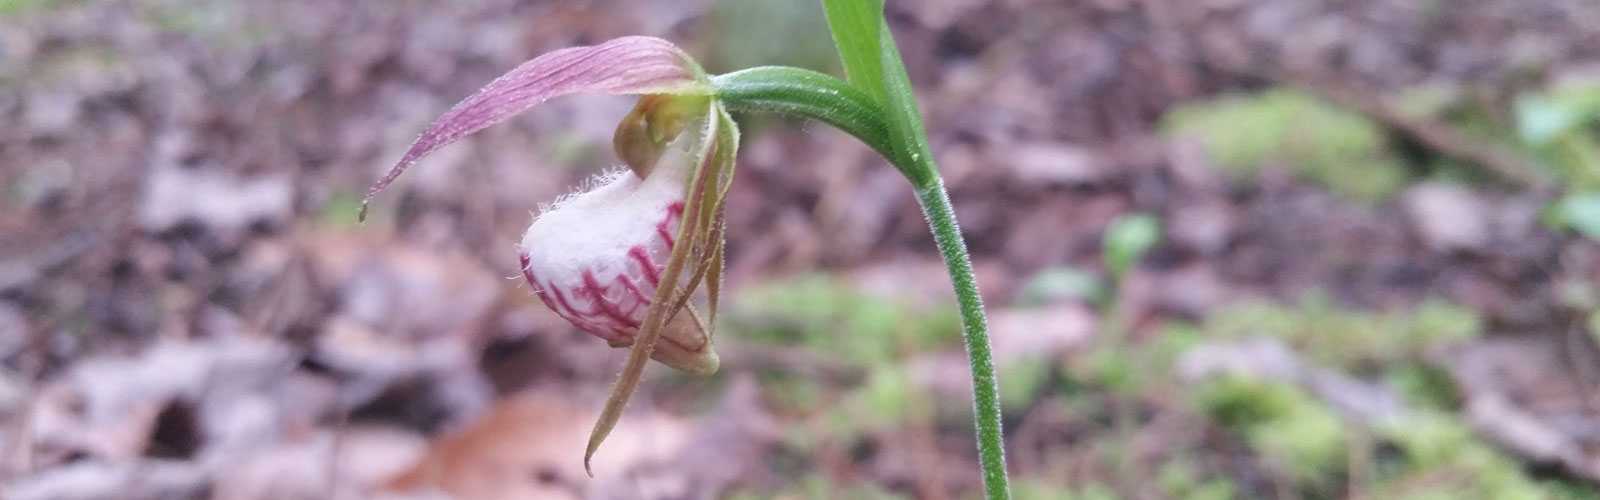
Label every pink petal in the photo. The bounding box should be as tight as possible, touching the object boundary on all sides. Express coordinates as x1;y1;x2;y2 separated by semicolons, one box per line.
361;36;708;218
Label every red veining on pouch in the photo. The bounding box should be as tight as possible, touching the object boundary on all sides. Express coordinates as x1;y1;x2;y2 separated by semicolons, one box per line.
519;199;700;352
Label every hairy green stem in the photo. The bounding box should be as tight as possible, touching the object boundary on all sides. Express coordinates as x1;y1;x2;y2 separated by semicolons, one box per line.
864;6;1011;496
914;178;1008;499
721;1;1013;494
712;67;897;166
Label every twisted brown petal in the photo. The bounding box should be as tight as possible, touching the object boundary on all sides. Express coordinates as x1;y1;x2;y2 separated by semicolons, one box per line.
584;102;738;476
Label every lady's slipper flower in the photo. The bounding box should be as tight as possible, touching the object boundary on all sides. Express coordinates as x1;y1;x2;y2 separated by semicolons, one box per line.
359;36;739;473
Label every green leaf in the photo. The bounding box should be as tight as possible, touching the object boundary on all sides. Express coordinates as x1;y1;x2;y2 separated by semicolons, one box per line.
1515;86;1600;147
1016;266;1105;306
1555;193;1600;242
1159;88;1405;204
1588;312;1600;346
820;0;886;100
874;18;937;188
1516;94;1587;146
1103;213;1162;278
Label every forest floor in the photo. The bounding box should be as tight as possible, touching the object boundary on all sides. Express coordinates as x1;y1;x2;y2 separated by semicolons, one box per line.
3;0;1600;498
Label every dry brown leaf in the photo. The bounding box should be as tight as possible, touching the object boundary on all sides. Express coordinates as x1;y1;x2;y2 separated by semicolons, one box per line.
383;392;688;500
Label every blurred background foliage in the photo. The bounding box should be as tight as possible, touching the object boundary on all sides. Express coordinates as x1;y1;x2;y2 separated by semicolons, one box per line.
1163;89;1409;205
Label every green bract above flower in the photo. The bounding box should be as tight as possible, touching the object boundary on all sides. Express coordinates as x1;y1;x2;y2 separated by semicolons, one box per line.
360;36;738;475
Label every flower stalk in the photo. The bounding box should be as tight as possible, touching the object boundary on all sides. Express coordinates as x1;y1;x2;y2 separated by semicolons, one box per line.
715;5;1012;495
816;1;1012;498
